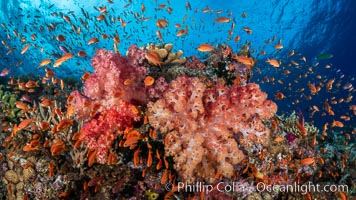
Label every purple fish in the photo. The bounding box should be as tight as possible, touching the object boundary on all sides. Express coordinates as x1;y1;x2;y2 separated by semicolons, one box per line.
59;45;69;53
343;83;353;90
0;68;10;76
21;94;33;103
6;49;12;55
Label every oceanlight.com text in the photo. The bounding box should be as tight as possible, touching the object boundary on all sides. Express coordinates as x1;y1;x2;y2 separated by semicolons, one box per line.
257;182;349;195
169;181;349;195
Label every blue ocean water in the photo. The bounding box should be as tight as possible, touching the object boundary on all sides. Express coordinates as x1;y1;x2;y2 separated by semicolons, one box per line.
0;0;354;124
0;0;354;73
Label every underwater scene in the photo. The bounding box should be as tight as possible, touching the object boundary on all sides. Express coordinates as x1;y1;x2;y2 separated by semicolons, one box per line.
0;0;355;199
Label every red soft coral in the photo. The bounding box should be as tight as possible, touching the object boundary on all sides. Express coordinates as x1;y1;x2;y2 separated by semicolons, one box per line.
79;101;140;164
67;49;147;165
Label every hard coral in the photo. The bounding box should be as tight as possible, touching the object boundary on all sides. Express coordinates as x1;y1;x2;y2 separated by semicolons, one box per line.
143;43;186;67
147;76;277;183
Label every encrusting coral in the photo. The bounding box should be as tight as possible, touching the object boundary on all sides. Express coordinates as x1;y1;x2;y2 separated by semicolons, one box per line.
147;75;277;183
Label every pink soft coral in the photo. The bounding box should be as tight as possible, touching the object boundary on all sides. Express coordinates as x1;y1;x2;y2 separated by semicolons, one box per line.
68;49;146;165
68;49;148;120
146;77;169;101
126;44;148;66
147;76;277;183
83;48;148;107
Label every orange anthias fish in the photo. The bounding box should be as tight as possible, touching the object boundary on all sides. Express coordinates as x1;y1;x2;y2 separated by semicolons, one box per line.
56;34;66;42
114;35;120;44
156;19;169;28
308;83;318;95
156;30;163;41
40;97;54;107
266;58;280;67
15;101;29;111
176;26;188;36
88;37;99;45
274;92;286;100
21;44;30;54
39;59;52;67
144;76;155;86
326;78;335;91
96;14;106;21
331;120;344;128
197;44;214;52
233;55;255;66
25;80;39;88
242;27;252;34
45;68;55;78
214;17;230;23
300;157;315;166
274;43;283;50
145;52;162;66
296;109;307;136
54;53;74;68
77;50;87;57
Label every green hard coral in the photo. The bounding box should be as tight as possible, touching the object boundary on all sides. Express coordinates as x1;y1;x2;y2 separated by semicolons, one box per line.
0;88;22;123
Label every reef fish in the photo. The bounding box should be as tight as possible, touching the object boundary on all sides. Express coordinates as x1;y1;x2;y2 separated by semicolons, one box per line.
0;68;10;76
197;44;214;52
53;53;74;68
316;53;333;60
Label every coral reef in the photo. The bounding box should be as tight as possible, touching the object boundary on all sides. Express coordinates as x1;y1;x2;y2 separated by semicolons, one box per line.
0;87;22;123
147;76;277;183
184;56;206;70
280;111;319;137
126;43;186;69
1;43;353;200
78;101;140;164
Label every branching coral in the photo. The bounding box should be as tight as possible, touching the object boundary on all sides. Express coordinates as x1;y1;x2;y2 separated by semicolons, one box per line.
147;76;277;183
145;43;186;67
